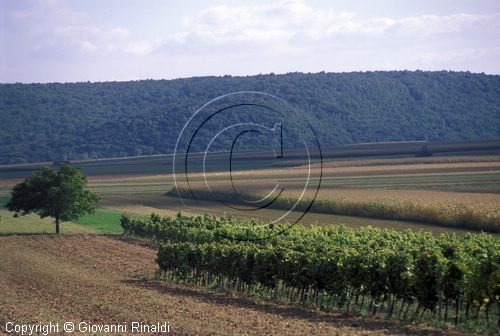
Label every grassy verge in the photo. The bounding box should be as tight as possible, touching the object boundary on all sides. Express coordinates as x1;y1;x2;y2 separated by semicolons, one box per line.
0;209;97;235
0;196;122;234
72;209;123;233
0;196;9;208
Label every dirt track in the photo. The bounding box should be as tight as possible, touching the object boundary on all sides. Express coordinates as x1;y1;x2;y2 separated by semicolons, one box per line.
0;235;464;335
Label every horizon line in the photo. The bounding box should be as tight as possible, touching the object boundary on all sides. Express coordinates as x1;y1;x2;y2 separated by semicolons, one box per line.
1;69;499;85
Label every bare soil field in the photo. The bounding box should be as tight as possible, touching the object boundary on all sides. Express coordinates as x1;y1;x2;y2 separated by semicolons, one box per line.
0;235;467;336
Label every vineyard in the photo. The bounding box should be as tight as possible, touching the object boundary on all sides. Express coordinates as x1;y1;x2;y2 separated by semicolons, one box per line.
121;213;500;332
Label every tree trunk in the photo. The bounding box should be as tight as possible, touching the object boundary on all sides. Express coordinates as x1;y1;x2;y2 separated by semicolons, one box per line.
55;216;60;234
386;294;394;320
273;278;280;301
437;289;444;321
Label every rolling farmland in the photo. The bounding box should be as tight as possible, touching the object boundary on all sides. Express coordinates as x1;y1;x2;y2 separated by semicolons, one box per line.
2;6;500;335
1;148;499;335
2;151;499;233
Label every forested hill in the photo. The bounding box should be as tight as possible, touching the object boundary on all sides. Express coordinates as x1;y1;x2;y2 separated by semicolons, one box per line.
1;71;499;164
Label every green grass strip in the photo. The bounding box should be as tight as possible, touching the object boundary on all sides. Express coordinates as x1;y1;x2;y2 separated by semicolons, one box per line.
73;209;123;234
0;196;9;208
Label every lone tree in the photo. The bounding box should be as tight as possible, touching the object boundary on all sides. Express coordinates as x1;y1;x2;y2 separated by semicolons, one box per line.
7;164;101;234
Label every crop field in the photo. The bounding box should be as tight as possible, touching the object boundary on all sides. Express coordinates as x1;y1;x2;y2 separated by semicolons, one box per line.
1;154;499;233
84;156;500;232
170;156;500;232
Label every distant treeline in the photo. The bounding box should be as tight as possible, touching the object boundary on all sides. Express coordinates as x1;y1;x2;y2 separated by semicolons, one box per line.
1;71;499;164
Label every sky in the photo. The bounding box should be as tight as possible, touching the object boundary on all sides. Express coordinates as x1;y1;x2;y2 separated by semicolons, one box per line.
1;0;500;83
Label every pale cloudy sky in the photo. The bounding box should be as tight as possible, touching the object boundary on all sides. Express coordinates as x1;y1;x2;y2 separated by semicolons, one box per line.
1;0;500;83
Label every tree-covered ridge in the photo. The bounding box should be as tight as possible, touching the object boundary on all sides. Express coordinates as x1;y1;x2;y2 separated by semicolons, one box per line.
1;71;499;164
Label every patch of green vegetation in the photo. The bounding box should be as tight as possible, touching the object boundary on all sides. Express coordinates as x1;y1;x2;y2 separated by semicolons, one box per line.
90;185;169;194
0;195;122;234
0;196;9;208
73;209;123;234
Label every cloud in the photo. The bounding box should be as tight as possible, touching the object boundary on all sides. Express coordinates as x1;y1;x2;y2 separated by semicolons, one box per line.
177;0;499;45
392;13;499;35
6;0;135;57
80;40;97;52
181;1;350;43
8;0;500;57
123;40;160;56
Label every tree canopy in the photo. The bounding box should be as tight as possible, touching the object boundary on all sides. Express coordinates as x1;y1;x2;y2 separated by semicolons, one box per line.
7;164;101;233
0;71;499;164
